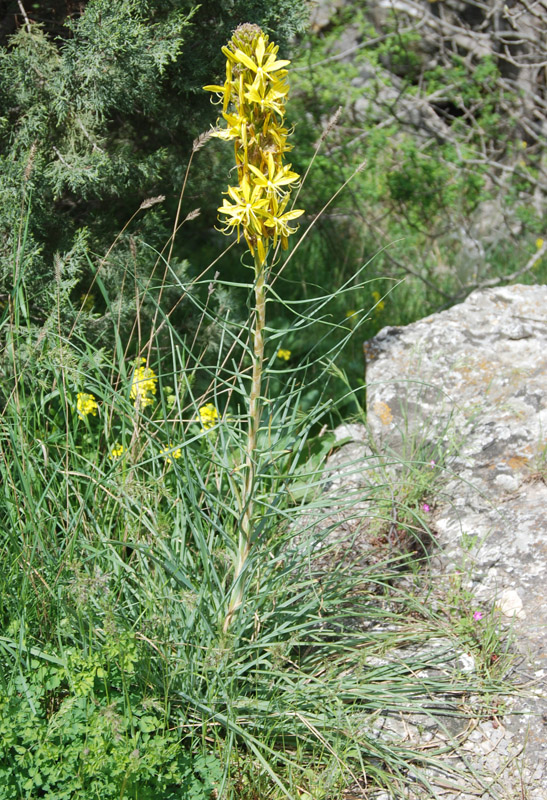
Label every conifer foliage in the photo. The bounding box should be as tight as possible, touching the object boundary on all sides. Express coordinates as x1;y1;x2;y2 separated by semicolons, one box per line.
0;0;308;335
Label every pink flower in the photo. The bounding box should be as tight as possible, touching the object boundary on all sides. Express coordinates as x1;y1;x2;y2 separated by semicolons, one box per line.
422;503;430;513
429;460;436;468
473;611;483;621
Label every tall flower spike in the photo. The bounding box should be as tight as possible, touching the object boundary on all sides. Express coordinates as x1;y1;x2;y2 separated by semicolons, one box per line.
205;25;304;633
204;24;303;264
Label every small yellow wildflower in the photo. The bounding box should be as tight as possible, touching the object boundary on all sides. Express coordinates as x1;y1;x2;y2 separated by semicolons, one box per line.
109;443;125;459
345;309;358;326
536;238;545;250
197;403;219;430
520;140;527;149
76;392;98;420
130;358;157;409
161;444;182;464
277;348;291;361
372;291;385;312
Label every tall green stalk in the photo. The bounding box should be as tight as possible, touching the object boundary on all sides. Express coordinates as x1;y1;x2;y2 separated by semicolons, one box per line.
224;252;266;631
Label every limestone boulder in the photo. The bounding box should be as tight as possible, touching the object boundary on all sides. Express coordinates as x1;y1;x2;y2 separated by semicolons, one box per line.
365;283;547;795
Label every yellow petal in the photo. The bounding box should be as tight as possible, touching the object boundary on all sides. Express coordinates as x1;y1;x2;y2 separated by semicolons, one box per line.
248;163;267;183
233;48;258;73
255;36;265;66
281;209;305;221
264;57;291;72
256;236;267;265
227;185;241;203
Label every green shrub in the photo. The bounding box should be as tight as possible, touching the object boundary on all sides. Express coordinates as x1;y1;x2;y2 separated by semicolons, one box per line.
0;0;309;343
0;638;221;800
285;0;546;366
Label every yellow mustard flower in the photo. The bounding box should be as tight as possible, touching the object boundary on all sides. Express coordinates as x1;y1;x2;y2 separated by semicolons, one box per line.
372;291;385;312
536;238;545;250
196;403;219;430
76;392;98;420
130;358;157;409
277;348;291;361
161;444;182;464
109;443;125;459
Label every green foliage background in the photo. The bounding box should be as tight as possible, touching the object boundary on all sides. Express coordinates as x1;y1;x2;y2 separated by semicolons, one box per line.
2;0;545;389
283;1;546;377
0;0;308;344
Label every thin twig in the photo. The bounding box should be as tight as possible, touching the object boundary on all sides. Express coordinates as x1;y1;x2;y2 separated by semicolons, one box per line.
17;0;31;33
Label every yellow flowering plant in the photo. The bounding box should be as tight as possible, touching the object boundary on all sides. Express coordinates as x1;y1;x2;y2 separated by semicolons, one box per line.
205;24;303;631
130;358;158;410
160;444;182;464
371;290;385;313
204;23;303;265
76;392;98;420
109;443;125;460
196;403;219;430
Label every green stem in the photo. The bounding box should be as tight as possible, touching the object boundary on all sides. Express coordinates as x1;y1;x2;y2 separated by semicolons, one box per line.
223;249;266;632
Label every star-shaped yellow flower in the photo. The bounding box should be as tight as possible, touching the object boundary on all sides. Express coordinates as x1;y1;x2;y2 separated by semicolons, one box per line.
263;194;304;248
222;36;290;93
248;153;299;198
218;177;269;239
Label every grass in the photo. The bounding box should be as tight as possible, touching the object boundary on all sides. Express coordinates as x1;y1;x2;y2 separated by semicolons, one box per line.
0;225;518;799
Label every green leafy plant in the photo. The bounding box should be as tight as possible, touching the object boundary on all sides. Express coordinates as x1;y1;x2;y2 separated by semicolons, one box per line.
0;638;221;800
283;0;546;396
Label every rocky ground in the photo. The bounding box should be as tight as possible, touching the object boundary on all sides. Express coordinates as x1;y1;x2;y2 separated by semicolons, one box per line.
322;285;546;798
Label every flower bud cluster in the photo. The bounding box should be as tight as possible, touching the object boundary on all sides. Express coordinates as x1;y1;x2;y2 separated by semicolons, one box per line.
76;392;98;420
130;358;158;409
204;24;304;264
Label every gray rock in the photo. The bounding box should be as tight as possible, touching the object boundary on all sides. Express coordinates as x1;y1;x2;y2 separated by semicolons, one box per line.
364;284;547;798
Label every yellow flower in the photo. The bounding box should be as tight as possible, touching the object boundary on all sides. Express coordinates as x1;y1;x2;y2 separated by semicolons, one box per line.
76;392;98;420
196;403;219;430
536;238;545;250
161;444;182;464
218;177;269;242
223;35;291;89
204;24;303;264
345;309;358;326
262;193;304;250
247;153;299;198
372;291;385;312
109;443;125;459
130;358;157;409
277;348;291;361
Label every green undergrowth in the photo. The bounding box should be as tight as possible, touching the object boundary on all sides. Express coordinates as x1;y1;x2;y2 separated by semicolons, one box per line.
0;223;516;800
